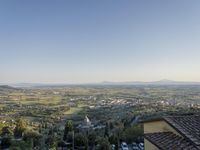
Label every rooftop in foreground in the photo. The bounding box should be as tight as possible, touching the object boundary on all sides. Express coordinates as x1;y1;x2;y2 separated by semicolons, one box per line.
144;114;200;150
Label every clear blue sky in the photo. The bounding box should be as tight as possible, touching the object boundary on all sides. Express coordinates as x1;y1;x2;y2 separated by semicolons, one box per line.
1;0;200;83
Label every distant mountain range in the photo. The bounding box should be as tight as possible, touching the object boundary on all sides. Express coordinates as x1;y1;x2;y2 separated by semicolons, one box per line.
8;83;48;88
0;85;20;92
101;79;200;85
2;79;200;88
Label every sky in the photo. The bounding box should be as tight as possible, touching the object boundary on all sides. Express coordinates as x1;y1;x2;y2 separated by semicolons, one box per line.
1;0;200;83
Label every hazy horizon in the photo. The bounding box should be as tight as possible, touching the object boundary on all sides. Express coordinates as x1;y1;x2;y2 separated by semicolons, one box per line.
1;0;200;83
2;79;200;85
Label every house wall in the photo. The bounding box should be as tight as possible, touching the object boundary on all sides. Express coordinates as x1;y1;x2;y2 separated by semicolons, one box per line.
144;139;159;150
144;120;183;150
144;120;181;136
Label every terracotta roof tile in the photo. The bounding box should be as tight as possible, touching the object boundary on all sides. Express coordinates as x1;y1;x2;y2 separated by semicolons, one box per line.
145;132;199;150
164;115;200;146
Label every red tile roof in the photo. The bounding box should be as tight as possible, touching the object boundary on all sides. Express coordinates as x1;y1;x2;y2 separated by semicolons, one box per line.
144;115;200;149
164;115;200;146
145;132;199;150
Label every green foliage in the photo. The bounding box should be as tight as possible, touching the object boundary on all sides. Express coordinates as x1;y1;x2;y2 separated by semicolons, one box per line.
10;140;32;150
57;140;67;147
88;131;97;146
109;134;118;150
45;136;56;148
1;126;13;137
63;120;73;141
96;137;111;150
1;137;12;149
66;132;73;143
122;124;143;143
23;130;42;148
104;122;109;137
14;118;27;138
74;133;88;149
